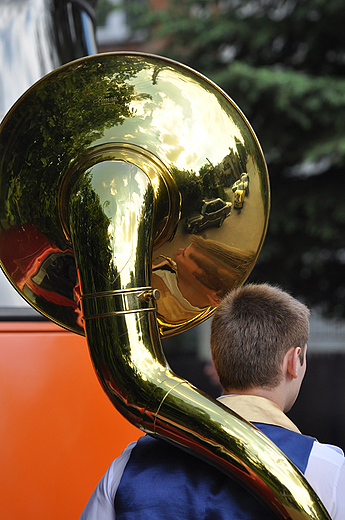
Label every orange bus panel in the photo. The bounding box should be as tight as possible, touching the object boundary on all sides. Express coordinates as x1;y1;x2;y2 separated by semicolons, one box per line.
0;321;141;519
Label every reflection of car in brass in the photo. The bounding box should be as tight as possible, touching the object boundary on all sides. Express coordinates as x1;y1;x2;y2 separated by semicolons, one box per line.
233;188;245;209
185;198;232;234
232;173;249;210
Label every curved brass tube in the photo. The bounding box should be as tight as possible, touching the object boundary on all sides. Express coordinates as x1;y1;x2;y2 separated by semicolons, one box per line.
67;155;329;520
0;53;330;519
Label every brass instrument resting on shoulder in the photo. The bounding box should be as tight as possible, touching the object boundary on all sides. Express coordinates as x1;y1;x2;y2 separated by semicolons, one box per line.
0;52;330;519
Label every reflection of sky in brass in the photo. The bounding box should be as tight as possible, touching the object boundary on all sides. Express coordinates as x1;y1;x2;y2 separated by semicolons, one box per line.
89;161;149;280
150;72;245;171
100;67;246;173
125;313;163;378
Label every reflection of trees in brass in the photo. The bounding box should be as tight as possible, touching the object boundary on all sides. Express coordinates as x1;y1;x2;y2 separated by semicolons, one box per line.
0;56;148;239
135;186;155;288
222;138;248;184
200;139;249;197
70;170;160;409
170;166;203;218
70;171;118;294
199;160;229;201
133;184;169;364
171;143;249;218
68;170;124;383
69;170;138;397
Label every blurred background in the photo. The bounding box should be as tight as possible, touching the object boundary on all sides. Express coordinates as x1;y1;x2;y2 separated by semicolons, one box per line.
1;0;345;517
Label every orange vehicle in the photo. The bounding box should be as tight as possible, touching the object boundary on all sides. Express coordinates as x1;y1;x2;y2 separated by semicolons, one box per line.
0;314;141;519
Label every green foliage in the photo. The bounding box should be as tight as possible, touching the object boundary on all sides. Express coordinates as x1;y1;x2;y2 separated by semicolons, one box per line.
125;0;345;317
170;159;233;219
70;172;117;293
170;166;203;217
0;55;142;238
95;0;116;26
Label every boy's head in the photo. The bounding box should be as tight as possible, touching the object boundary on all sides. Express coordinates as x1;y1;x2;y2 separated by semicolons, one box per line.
211;283;310;393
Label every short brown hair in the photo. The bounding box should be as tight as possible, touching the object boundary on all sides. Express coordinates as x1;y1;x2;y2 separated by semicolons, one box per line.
210;283;310;391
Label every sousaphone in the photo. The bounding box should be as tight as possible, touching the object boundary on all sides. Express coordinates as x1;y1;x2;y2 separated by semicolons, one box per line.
0;52;330;519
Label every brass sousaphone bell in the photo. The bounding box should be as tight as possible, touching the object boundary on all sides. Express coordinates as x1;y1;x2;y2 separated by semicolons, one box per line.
0;52;330;519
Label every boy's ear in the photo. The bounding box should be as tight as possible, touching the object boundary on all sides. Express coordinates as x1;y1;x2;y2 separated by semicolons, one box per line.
285;346;301;379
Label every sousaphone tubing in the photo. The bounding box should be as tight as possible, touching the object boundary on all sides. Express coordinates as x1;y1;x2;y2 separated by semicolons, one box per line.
0;52;330;519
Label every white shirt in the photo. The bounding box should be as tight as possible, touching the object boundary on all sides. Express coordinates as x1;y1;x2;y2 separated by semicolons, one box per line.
218;395;345;519
79;396;345;519
79;442;136;520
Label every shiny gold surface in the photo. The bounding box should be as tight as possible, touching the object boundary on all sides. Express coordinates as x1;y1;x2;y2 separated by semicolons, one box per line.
0;53;330;519
0;52;268;336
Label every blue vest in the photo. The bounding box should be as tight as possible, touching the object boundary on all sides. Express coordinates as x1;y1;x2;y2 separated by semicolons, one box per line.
115;424;315;519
